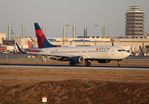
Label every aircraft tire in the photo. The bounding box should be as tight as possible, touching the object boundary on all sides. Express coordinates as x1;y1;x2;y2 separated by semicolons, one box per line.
85;60;91;66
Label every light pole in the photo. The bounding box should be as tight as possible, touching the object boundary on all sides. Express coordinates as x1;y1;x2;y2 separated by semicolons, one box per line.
101;25;108;37
20;25;24;38
7;25;10;40
63;24;70;40
84;26;88;38
94;25;100;37
72;25;76;38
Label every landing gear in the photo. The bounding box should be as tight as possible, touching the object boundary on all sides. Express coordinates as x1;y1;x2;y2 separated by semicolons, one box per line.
85;60;91;66
117;60;121;66
69;58;91;66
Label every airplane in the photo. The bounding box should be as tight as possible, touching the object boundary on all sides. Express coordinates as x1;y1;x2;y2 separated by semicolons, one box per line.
16;23;131;66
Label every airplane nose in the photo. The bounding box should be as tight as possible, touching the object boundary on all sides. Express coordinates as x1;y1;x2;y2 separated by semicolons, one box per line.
127;52;131;57
123;51;131;58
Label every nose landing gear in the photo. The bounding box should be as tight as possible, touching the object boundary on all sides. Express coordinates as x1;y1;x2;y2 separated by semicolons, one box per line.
117;60;121;66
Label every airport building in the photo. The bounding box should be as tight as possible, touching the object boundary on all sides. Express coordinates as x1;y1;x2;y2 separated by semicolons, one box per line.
0;32;6;44
1;32;149;55
126;6;144;38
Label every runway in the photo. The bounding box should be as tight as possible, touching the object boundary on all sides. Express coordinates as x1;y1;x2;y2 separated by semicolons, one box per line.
0;64;149;70
126;56;149;60
0;54;149;70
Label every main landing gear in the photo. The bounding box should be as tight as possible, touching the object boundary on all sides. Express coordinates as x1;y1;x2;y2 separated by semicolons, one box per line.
69;60;91;66
85;60;91;66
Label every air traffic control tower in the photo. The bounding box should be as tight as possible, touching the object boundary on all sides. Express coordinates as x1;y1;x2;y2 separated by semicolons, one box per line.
125;6;144;38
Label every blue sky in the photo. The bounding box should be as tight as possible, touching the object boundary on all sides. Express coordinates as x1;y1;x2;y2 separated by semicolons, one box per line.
0;0;148;38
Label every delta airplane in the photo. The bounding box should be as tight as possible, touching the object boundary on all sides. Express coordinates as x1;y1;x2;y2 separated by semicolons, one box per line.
16;23;131;66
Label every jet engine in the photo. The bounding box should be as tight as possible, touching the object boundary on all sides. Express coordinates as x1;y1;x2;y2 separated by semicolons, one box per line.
69;56;84;65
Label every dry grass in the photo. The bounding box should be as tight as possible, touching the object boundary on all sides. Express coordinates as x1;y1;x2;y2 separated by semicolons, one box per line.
0;68;149;104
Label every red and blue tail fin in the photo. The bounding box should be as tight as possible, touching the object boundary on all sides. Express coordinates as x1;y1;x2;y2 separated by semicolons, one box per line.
34;23;56;48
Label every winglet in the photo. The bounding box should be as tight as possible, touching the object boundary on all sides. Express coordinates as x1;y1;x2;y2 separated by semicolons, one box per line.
16;43;26;54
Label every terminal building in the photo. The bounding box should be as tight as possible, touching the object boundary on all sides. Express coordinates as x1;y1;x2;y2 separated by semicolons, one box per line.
0;33;149;55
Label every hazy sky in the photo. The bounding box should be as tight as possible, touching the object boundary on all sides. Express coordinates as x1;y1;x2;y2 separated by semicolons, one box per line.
0;0;148;38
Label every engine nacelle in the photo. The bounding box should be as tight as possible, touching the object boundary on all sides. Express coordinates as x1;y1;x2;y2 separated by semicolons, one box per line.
98;59;110;63
70;56;84;64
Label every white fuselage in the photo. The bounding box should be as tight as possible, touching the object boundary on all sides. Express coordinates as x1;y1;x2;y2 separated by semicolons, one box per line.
33;46;130;60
